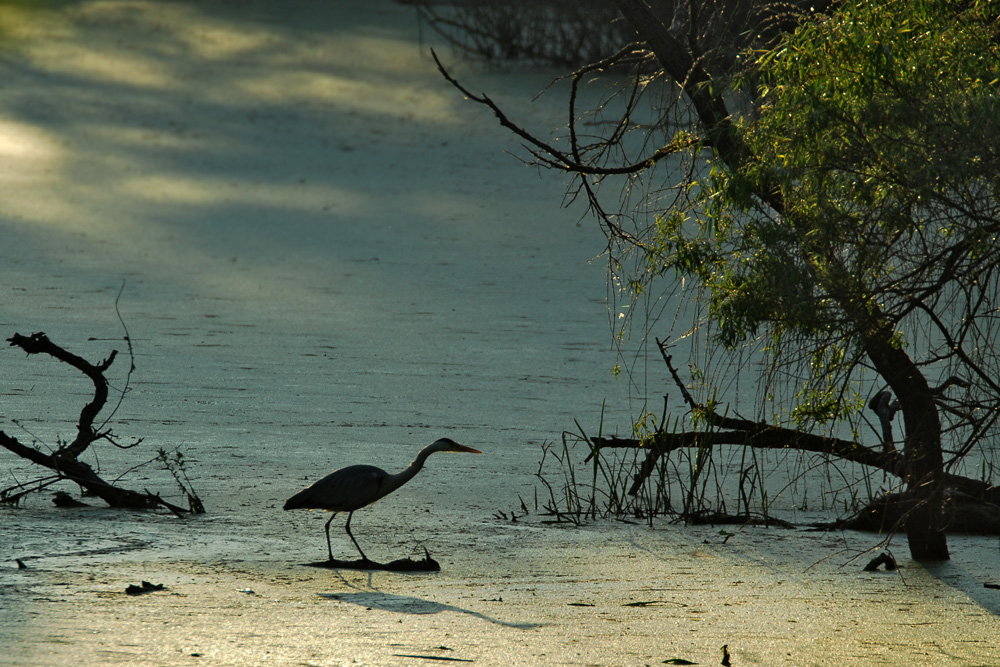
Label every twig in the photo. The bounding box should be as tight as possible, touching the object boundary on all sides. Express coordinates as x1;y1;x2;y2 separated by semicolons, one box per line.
100;280;136;432
431;49;695;176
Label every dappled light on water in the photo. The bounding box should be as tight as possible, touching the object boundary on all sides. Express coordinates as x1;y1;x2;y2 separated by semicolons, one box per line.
0;0;467;306
0;118;62;171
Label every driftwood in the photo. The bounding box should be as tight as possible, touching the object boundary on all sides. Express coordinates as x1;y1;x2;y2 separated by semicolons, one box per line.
0;332;197;515
863;552;898;571
305;550;441;572
125;581;167;595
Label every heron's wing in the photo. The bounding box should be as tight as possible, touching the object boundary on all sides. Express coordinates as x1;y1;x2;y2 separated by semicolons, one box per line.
283;464;388;512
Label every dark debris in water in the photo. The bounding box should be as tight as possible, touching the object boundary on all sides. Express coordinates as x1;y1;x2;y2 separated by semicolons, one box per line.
305;553;440;572
125;580;166;595
863;552;897;572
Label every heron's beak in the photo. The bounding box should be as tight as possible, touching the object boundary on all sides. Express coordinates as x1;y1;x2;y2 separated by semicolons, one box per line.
454;444;483;454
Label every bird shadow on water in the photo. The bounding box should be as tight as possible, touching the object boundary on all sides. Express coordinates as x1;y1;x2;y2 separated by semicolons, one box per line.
318;591;543;629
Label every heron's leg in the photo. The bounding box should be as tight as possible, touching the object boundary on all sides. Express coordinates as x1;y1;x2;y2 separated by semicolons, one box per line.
323;514;337;562
344;511;369;561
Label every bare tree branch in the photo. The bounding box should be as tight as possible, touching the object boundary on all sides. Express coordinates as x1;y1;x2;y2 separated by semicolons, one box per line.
1;332;201;514
432;48;698;176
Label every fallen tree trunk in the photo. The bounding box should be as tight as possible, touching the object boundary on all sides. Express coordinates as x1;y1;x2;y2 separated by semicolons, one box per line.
818;490;1000;535
586;347;999;533
592;349;899;492
594;428;904;496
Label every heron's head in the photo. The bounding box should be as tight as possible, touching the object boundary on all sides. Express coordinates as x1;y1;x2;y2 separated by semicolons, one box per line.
430;437;482;455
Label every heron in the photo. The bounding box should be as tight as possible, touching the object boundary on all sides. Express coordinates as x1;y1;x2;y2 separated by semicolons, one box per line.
283;437;482;562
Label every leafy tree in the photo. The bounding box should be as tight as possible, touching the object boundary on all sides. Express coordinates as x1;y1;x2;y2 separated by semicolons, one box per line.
687;0;1000;559
438;0;1000;559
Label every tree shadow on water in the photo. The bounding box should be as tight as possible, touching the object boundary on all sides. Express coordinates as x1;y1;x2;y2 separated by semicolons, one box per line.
921;557;1000;617
318;591;543;630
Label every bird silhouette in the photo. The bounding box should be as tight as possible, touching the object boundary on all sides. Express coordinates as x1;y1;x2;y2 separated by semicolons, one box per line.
284;437;482;561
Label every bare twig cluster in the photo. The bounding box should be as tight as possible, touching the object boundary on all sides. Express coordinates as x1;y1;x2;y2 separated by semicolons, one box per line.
409;0;637;68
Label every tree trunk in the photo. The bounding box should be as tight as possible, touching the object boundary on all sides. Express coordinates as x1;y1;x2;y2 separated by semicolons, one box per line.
863;334;949;559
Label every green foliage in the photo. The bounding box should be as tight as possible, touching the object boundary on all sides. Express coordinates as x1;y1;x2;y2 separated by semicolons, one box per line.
750;0;1000;238
649;0;1000;426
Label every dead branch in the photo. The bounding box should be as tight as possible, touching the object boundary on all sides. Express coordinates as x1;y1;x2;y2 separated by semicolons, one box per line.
432;48;699;176
9;332;115;458
593;345;999;506
0;332;201;514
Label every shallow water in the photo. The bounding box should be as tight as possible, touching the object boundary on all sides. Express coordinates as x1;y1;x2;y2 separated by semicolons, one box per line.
1;2;998;666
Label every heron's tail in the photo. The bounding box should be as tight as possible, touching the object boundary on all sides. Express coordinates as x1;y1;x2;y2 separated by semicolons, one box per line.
283;489;311;511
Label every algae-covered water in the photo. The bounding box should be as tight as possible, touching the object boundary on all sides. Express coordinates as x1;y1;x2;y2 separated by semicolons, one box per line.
1;2;998;665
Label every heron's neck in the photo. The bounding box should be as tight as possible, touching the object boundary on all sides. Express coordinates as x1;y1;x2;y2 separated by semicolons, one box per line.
381;445;439;498
382;455;428;496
